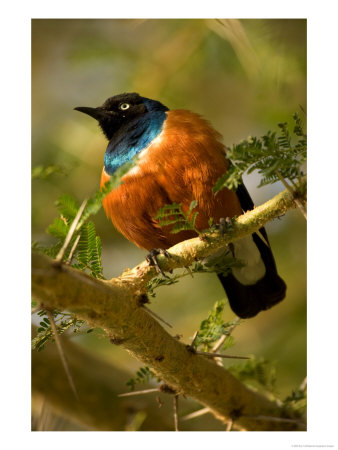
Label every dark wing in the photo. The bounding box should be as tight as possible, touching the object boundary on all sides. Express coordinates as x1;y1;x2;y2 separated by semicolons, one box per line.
217;182;286;318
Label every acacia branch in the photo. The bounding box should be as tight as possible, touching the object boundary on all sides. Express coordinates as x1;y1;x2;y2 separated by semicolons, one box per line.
32;188;305;431
31;328;186;431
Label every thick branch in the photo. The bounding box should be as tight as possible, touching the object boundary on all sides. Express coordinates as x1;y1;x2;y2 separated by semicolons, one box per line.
32;188;304;431
31;328;174;430
116;188;297;292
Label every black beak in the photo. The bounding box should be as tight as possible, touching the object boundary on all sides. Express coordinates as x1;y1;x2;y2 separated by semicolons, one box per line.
74;106;114;121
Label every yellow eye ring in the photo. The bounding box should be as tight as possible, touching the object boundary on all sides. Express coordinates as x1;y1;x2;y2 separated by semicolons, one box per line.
120;103;130;111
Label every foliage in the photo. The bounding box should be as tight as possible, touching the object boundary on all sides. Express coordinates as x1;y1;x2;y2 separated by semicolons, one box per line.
192;248;243;276
37;188;107;277
31;176;113;350
31;164;68;180
155;200;200;234
283;385;307;413
32;309;92;352
192;298;240;351
228;356;277;392
126;366;160;391
72;222;103;278
213;112;307;193
146;275;181;297
146;250;243;297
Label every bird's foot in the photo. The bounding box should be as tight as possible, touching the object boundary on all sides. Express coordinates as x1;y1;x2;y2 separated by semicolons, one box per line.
215;218;235;256
216;217;233;236
146;248;172;278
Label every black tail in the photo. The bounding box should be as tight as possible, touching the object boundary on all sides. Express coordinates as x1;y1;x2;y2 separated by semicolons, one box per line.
218;182;286;318
218;231;286;318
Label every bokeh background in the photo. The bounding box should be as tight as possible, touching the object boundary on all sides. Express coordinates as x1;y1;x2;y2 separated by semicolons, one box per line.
32;19;306;431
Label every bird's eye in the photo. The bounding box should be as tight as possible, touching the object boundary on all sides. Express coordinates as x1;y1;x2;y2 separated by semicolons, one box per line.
119;103;130;111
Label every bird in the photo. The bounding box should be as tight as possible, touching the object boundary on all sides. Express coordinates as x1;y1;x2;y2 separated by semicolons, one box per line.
75;92;286;318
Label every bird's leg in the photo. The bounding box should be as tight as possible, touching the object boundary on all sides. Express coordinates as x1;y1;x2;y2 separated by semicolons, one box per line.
146;248;172;277
217;217;235;256
217;217;233;236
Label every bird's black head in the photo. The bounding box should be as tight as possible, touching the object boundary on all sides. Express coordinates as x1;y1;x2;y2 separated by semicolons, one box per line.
74;92;168;141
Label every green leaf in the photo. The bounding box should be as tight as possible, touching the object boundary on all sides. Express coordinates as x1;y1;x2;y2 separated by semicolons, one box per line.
55;194;79;222
32;164;68;180
193;299;240;351
155;200;200;234
46;217;69;239
213;112;307;194
126;366;159;391
228;357;276;392
188;200;198;212
75;221;104;278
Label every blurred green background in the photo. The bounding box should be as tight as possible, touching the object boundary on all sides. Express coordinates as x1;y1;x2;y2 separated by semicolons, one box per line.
32;19;306;431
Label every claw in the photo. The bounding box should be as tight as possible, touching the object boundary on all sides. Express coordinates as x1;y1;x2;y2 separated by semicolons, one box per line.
146;248;171;277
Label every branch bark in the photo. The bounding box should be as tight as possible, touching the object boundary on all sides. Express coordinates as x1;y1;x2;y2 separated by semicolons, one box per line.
32;327;224;431
32;188;305;431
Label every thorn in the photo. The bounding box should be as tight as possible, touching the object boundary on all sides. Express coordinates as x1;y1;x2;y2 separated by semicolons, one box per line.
226;419;233;431
211;334;226;353
243;415;306;427
55;198;88;263
142;305;173;328
211;318;240;353
66;234;81;265
46;310;79;401
36;398;48;431
299;376;307;392
256;230;270;247
275;170;307;220
194;350;250;360
181;407;210;421
173;394;179;431
118;388;159;397
191;330;199;347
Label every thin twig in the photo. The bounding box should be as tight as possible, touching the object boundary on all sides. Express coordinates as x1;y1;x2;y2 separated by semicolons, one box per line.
118;388;159;397
275;171;307;220
211;335;227;367
211;334;227;353
36;398;47;431
195;351;250;360
181;407;210;421
211;319;240;366
55;198;88;262
243;415;305;426
66;234;81;265
190;330;199;348
173;394;179;431
46;310;79;400
211;318;240;352
299;376;307;392
226;419;233;431
142;305;173;328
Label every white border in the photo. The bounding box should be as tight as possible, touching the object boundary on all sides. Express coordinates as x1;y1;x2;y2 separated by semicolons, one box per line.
2;1;337;448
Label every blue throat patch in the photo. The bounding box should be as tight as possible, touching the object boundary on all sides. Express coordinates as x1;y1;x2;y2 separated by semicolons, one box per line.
104;98;168;175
